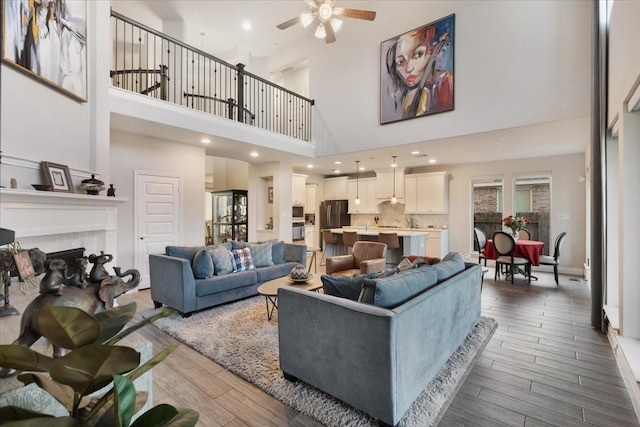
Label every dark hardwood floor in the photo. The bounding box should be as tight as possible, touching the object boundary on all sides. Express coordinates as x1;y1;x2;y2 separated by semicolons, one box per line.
5;260;637;426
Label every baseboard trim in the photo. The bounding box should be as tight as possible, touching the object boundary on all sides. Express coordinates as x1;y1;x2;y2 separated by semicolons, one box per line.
606;323;640;424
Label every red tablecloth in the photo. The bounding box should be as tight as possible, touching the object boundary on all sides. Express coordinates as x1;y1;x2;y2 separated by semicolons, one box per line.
484;240;545;266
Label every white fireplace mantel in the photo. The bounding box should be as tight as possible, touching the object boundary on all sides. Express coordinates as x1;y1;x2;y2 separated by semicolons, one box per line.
0;189;129;238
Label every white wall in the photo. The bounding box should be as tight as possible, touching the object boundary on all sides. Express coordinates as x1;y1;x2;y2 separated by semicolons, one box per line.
110;130;206;268
420;153;586;273
608;0;640;127
267;1;592;157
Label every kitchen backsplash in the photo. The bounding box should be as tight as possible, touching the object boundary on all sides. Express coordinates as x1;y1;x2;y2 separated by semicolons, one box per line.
350;201;448;229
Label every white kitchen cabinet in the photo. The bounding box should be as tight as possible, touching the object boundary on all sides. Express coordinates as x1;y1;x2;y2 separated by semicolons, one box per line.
347;178;379;214
404;171;449;214
404;175;418;213
304;225;315;248
324;177;349;200
305;184;317;213
375;168;404;200
292;174;307;206
426;230;449;258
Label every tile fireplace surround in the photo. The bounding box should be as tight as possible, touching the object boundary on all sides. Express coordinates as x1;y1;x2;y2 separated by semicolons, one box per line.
0;189;127;265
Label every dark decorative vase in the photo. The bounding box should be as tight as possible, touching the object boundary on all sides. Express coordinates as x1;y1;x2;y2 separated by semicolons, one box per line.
107;184;116;197
80;175;106;195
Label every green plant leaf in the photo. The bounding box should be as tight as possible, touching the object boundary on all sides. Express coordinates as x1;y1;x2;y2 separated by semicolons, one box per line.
106;307;175;346
85;344;178;424
0;345;53;372
130;404;199;427
113;374;136;427
50;344;140;396
93;303;137;344
35;306;100;350
18;373;76;411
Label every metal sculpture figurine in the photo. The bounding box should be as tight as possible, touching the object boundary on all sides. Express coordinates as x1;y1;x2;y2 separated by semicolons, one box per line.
0;252;140;377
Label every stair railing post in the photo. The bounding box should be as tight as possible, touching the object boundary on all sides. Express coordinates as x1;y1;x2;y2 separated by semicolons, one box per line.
236;63;245;124
160;65;168;101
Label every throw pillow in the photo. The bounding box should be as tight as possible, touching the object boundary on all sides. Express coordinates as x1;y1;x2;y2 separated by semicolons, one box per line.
321;274;375;301
231;247;255;271
432;252;465;282
192;249;214;279
247;242;274;268
208;246;234;275
271;240;285;264
231;241;247;250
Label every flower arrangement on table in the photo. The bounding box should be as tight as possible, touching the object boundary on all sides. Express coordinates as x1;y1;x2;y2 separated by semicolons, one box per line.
502;215;530;238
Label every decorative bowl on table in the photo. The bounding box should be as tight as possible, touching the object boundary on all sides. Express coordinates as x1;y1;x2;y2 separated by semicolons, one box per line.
289;263;310;284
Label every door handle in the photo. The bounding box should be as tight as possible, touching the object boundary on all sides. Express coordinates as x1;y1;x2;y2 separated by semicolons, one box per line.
139;236;148;240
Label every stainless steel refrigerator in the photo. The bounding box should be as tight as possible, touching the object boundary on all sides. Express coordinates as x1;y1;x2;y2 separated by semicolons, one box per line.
319;200;350;249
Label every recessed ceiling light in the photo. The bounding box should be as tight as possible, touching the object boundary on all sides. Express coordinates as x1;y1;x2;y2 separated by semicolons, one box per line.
334;169;340;174
201;138;211;144
334;161;342;165
411;151;420;155
250;151;259;157
242;21;252;31
428;159;436;164
359;166;365;171
307;164;314;169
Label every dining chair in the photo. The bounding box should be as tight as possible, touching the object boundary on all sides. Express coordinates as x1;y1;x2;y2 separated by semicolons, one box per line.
342;231;359;254
378;232;400;265
320;229;340;266
518;228;531;241
492;231;531;284
473;228;488;266
539;232;567;285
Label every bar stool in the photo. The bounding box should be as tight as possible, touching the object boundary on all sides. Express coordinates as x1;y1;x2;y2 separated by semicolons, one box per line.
320;229;339;266
342;231;359;254
378;232;400;265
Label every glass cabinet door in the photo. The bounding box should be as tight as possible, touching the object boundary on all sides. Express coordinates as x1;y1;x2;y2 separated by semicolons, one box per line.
211;190;248;244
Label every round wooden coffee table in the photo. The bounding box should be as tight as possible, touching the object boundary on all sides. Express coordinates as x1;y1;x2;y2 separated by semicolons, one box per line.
257;275;322;321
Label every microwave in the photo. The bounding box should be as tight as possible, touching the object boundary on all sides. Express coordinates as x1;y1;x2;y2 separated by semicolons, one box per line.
292;205;304;219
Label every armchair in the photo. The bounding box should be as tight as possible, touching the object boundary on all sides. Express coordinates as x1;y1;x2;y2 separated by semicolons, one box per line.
325;241;387;277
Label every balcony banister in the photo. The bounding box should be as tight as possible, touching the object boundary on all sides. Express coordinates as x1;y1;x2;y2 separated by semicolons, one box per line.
110;8;237;71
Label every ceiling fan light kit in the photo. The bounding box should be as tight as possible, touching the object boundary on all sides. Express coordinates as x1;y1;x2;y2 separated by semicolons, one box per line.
277;0;376;44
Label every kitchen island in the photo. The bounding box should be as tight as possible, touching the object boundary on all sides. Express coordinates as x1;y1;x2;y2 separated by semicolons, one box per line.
328;228;428;264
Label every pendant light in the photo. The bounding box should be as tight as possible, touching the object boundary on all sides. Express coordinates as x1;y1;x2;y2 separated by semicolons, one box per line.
355;160;361;205
391;156;398;204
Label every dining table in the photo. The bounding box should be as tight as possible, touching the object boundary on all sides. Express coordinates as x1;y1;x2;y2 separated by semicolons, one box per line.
483;239;545;266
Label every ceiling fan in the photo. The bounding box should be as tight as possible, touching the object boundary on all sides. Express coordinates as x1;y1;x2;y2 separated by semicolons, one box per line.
277;0;376;44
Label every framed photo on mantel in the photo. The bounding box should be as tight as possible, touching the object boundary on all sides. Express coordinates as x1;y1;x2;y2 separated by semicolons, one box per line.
41;161;75;193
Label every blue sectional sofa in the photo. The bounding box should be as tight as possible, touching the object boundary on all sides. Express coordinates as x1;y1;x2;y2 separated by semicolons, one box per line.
149;241;306;316
277;255;482;426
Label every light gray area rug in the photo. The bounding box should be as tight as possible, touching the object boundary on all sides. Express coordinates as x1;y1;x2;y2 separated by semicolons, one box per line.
153;296;497;427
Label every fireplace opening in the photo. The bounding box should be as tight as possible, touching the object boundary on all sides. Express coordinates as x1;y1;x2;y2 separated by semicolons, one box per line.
45;247;86;269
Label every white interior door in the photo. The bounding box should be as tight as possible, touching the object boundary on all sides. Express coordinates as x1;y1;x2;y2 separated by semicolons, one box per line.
135;172;181;289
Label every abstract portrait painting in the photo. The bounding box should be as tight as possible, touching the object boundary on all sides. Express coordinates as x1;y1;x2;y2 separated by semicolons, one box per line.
380;14;454;125
2;0;87;101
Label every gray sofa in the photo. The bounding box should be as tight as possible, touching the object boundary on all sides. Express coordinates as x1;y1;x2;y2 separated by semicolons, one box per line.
150;241;306;316
278;257;482;426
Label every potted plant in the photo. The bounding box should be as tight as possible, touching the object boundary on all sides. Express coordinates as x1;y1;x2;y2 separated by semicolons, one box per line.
0;302;198;426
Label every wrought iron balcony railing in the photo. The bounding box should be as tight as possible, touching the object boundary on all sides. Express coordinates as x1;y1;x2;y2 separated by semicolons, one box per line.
110;10;314;142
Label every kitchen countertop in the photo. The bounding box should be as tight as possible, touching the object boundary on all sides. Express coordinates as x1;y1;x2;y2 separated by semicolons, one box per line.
341;226;448;232
330;228;428;237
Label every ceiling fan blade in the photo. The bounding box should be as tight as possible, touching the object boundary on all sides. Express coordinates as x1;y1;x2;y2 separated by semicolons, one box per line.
332;7;376;21
277;16;301;30
323;21;336;43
